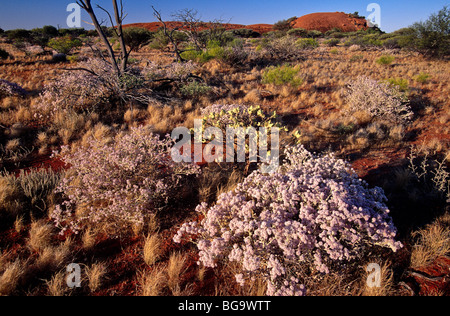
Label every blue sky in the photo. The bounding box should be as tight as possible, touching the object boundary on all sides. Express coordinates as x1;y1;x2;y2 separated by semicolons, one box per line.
0;0;448;33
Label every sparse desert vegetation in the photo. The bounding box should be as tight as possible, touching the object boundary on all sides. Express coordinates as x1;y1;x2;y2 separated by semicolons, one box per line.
0;3;449;297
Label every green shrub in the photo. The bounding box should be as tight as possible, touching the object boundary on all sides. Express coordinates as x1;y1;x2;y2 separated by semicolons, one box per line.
414;72;431;84
231;28;261;38
409;6;449;57
376;55;395;65
296;38;319;49
262;64;304;87
287;28;308;37
384;78;409;92
7;29;31;42
148;30;169;50
181;41;228;63
325;38;340;47
349;55;364;62
121;27;153;52
273;17;297;32
48;36;82;55
307;30;323;38
330;48;339;54
180;81;212;97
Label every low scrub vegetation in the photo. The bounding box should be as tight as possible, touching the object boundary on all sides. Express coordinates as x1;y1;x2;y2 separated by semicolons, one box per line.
0;4;448;297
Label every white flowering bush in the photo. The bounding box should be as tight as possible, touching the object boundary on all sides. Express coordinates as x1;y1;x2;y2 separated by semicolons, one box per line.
52;125;200;235
35;58;146;118
174;144;402;296
142;60;198;82
346;76;413;124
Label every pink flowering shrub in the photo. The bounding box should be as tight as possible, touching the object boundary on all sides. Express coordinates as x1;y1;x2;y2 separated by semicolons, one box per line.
174;144;402;296
142;60;197;82
0;79;27;97
35;58;146;118
52;125;200;235
346;76;413;124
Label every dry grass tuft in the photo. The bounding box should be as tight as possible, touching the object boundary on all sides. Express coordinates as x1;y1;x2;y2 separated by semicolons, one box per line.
410;219;450;269
143;233;162;267
167;252;188;294
139;265;166;296
28;220;54;252
0;259;25;295
86;262;108;293
362;262;395;296
46;271;68;296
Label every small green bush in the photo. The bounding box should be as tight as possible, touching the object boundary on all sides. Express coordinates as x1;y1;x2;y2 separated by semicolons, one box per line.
384;78;409;92
287;28;308;37
349;55;364;62
148;30;169;50
414;72;431;84
325;38;340;47
376;55;395;65
121;27;153;52
181;41;227;63
307;30;323;38
231;28;260;38
48;36;82;55
330;48;339;54
180;81;212;97
262;64;304;87
296;38;319;49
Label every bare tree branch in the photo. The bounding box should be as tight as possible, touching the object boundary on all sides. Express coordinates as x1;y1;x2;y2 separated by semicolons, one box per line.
77;0;121;75
152;6;185;62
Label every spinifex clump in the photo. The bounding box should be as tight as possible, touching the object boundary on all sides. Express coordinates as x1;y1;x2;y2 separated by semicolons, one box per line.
175;144;403;296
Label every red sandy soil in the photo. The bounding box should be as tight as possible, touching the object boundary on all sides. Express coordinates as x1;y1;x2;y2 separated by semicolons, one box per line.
123;22;273;34
292;12;368;33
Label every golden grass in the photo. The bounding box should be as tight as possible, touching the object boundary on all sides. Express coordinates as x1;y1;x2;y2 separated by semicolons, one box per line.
86;262;108;293
139;265;166;296
167;252;188;294
361;262;395;296
0;260;25;296
82;227;97;251
28;220;54;252
410;219;450;269
46;271;68;296
143;233;162;267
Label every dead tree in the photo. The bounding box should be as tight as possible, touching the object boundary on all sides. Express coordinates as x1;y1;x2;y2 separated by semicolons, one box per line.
152;6;185;63
172;9;205;51
76;0;130;76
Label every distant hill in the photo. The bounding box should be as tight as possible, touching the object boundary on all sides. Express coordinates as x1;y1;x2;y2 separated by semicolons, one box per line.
123;12;369;35
292;12;368;32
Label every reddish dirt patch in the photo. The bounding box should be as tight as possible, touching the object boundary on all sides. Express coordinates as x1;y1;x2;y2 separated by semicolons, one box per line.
123;22;273;34
350;147;408;180
402;257;450;296
292;12;368;33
